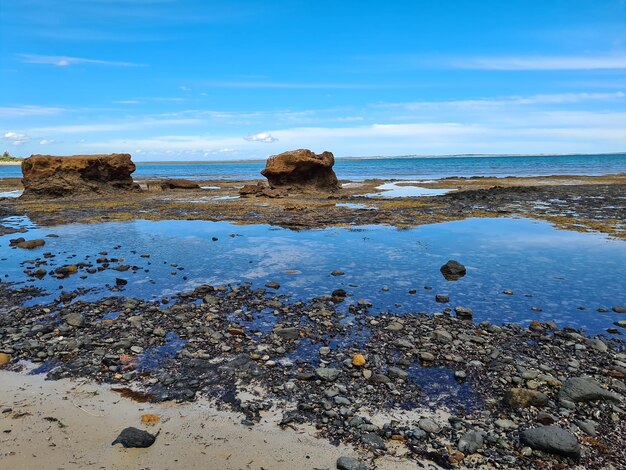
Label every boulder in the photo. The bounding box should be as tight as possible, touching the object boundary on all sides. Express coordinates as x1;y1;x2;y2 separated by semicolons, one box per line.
261;149;339;191
16;239;45;249
21;154;139;198
111;427;157;448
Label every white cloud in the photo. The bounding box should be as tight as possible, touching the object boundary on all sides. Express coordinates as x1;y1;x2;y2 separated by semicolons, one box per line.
453;54;626;71
3;131;29;145
244;132;278;143
39;139;58;145
18;53;146;67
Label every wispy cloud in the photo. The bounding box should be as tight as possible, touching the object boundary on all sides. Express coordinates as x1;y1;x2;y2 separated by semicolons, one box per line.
0;105;66;117
3;131;29;145
244;132;277;143
452;54;626;71
18;53;146;67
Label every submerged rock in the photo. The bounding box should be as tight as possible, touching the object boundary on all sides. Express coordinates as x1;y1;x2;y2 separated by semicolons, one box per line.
21;154;138;198
520;426;580;459
111;427;157;448
261;149;339;191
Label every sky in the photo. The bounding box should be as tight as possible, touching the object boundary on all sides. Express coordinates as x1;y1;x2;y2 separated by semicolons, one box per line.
1;0;626;161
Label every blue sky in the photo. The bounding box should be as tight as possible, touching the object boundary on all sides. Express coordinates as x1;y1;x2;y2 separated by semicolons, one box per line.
1;0;626;161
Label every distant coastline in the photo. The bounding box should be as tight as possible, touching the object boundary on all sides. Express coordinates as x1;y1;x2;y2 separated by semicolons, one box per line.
0;161;22;166
136;152;626;164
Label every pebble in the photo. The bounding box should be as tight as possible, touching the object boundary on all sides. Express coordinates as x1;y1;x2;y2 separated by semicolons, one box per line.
336;456;367;470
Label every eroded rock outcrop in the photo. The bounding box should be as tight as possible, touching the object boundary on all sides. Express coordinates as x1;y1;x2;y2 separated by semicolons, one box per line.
261;149;339;191
21;154;138;198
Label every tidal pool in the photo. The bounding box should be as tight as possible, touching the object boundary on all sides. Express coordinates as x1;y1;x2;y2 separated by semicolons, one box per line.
366;181;451;198
1;217;625;335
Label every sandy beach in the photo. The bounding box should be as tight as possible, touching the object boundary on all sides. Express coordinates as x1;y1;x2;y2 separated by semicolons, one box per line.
0;369;424;470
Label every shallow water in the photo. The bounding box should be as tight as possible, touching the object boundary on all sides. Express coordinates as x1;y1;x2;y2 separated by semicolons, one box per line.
366;182;451;198
1;217;625;335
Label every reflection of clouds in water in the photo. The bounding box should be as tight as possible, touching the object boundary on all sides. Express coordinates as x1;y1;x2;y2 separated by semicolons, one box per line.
233;237;320;279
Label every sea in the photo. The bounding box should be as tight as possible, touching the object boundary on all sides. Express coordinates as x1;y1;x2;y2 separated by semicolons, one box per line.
1;153;626;181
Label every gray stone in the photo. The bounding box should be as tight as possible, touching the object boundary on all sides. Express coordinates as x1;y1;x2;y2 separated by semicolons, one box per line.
559;377;620;403
458;431;484;454
418;418;441;434
315;367;340;381
440;260;466;280
361;432;386;450
520;426;580;459
387;367;408;380
455;306;473;319
612;306;626;313
432;329;453;343
336;456;367;470
65;312;85;327
274;327;300;341
576;420;597;437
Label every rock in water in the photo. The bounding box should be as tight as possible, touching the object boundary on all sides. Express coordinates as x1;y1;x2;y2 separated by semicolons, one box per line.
440;260;467;280
520;426;580;459
261;149;339;191
336;456;367;470
21;154;139;198
112;427;157;448
16;239;45;249
559;377;620;403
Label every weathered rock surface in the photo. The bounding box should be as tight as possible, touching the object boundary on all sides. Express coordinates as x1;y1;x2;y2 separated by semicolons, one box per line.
21;154;138;198
520;426;580;459
111;427;157;448
261;149;339;191
559;377;620;403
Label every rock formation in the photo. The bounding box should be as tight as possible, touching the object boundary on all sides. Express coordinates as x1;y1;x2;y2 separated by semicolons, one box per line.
261;149;339;191
21;154;139;198
147;179;200;191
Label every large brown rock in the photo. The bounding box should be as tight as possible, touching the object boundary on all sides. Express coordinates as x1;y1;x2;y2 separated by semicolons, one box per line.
21;154;139;198
261;149;339;191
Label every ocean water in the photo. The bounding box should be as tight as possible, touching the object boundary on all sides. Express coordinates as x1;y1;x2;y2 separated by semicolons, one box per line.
1;153;625;181
2;216;625;335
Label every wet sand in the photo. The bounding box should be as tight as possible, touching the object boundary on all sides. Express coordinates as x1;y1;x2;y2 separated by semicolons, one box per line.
0;370;423;470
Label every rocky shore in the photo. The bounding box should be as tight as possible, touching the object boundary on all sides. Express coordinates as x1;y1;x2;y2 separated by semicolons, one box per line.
1;173;625;239
1;276;625;468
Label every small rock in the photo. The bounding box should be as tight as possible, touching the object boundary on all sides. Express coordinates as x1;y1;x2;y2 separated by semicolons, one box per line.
352;354;366;367
274;327;300;341
520;426;580;459
435;294;449;303
504;388;549;409
440;260;466;280
458;431;484;454
559;377;620;403
336;456;367;470
265;281;280;289
418;418;441;434
0;353;11;365
111;427;157;448
16;239;45;249
65;312;85;327
361;433;386;450
315;367;340;381
612;306;626;313
454;306;473;319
